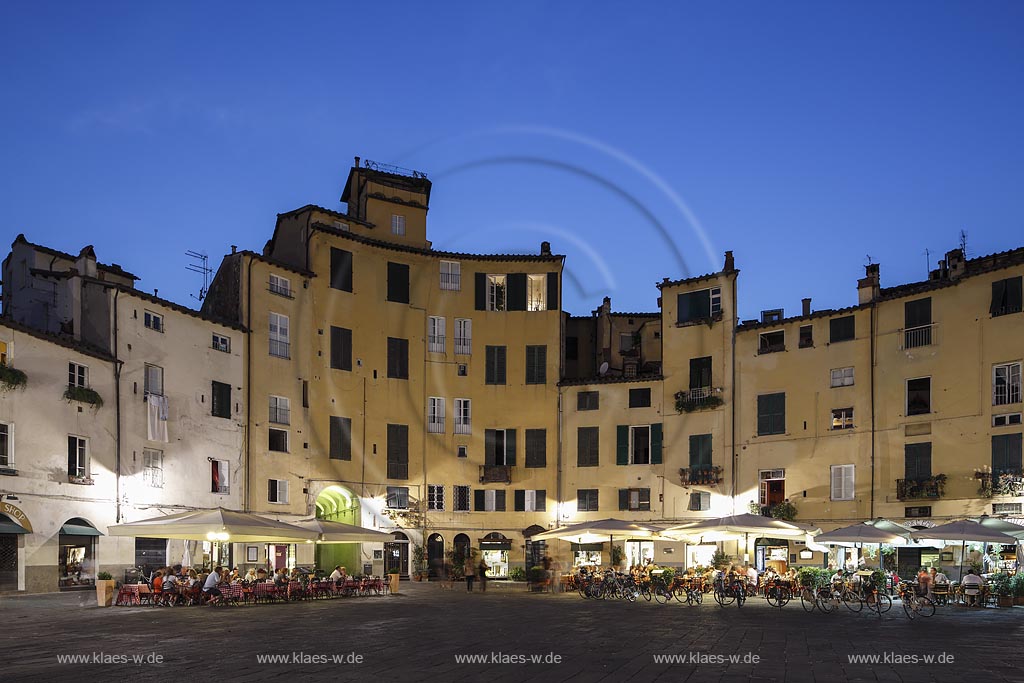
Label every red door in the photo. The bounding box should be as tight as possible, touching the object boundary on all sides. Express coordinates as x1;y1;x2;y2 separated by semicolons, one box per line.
273;545;288;570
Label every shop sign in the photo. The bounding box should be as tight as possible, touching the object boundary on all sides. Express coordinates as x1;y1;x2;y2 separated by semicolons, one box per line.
1;502;32;531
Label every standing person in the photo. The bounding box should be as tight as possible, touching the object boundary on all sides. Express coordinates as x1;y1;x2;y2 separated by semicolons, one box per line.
542;554;553;591
478;556;490;593
464;553;477;592
551;556;563;593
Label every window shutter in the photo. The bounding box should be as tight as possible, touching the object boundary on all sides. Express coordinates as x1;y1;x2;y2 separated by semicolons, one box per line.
525;429;546;468
331;416;352;461
690;356;712;389
905;298;932;328
536;490;546;511
387;262;410;304
331;326;352;371
831;466;842;500
991;279;1007;315
547;272;558;311
495;490;506;511
507;273;527;311
475;273;486;310
904;443;931;480
67;437;76;477
268;479;275;502
496;346;506;384
514;489;525;511
506;429;516;466
330;248;353;292
843;465;855;499
650;423;663;464
616;425;629;465
400;338;409;379
484;430;496;466
618;489;629;511
474;489;485;511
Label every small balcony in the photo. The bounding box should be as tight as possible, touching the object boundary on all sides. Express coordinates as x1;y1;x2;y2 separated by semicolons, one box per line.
975;470;1024;498
674;387;724;413
479;465;512;484
679;465;723;487
899;323;936;350
428;335;446;354
896;475;946;501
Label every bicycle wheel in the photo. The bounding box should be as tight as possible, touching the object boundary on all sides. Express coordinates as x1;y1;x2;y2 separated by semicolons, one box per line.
902;594;916;620
654;586;670;604
915;595;935;617
736;587;745;607
842;589;863;613
640;582;652;601
875;593;892;613
714;588;734;606
778;587;791;607
800;587;817;612
579;582;589;599
673;585;687;603
766;587;780;608
691;588;703;605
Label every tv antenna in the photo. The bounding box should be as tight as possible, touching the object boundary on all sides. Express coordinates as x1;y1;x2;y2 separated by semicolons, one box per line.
186;250;212;302
924;248;931;274
959;229;968;258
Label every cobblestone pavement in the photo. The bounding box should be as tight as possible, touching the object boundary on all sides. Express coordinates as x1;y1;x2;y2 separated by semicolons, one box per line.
2;583;1022;682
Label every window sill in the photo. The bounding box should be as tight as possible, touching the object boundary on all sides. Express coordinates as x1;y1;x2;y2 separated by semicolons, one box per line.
68;476;94;485
268;289;294;299
757;347;786;355
269;354;292;360
268;449;289;455
0;467;17;476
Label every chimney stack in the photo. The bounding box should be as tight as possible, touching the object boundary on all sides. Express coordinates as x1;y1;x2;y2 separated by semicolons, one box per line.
354;156;361;168
945;248;966;280
802;298;812;316
540;241;551;256
231;245;237;254
857;263;880;304
724;250;735;272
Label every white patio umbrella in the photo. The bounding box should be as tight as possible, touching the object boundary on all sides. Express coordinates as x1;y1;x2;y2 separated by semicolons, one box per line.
814;520;913;570
290;518;393;543
108;508;319;543
531;518;666;544
910;520;1018;579
972;516;1024;541
662;514;820;567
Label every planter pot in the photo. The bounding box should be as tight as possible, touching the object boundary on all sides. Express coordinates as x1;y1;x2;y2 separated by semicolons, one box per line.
1014;596;1024;606
997;595;1013;608
95;580;117;607
388;573;400;595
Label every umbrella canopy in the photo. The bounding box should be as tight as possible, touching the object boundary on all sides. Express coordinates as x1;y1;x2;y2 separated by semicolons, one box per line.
291;518;393;543
663;514;815;542
530;518;666;543
108;508;318;543
909;520;1018;544
815;520;913;546
972;517;1024;541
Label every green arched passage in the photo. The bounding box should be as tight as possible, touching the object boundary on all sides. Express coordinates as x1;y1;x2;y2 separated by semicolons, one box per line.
315;485;361;574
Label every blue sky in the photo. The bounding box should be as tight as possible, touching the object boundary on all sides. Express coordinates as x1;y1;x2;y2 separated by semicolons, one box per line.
2;2;1022;319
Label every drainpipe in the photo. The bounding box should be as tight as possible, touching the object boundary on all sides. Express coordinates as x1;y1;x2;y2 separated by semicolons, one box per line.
869;300;877;519
113;288;123;522
730;275;738;515
244;255;253;512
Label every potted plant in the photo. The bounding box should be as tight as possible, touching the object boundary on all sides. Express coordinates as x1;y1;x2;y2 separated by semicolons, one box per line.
95;571;117;607
1012;573;1024;606
508;566;526;582
711;549;731;570
411;544;426;581
610;545;625;570
0;364;27;391
992;573;1013;608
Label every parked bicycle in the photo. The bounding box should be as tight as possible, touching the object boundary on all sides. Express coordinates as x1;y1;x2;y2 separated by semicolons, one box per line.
899;581;935;619
713;572;746;608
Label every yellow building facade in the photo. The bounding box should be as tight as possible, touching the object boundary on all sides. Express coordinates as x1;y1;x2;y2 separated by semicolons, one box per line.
206;159;1024;576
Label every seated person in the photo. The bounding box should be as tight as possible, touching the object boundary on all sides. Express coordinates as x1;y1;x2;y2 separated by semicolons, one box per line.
152;569;164;592
329;565;343;582
274;568;289;588
932;568;949;584
202;565;224;603
186;569;199;587
744;564;758;586
229;567;241;583
162;567;179;593
243;568;258;584
960;569;985;605
256;568;269;582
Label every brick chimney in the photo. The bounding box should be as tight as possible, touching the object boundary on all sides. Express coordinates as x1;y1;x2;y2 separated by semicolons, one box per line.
858;264;880;304
540;241;551;256
724;250;735;273
945;248;966;280
802;298;812;316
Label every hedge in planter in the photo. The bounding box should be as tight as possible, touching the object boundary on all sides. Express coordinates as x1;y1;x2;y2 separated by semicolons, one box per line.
0;365;27;391
64;385;104;408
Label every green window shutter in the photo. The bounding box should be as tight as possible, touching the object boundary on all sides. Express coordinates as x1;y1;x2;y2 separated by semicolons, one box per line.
484;430;497;466
507;273;527;310
618;489;629;510
616;425;629;465
475;273;487;310
651;423;663;464
546;272;558;311
536;490;546;511
506;429;516;466
474;489;486;511
514;490;525;511
495;490;506;511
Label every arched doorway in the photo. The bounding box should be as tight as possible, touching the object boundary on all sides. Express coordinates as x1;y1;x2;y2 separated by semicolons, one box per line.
315;485;361;574
58;517;101;590
427;533;444;578
523;525;547;571
480;532;510;578
385;531;409;576
0;510;29;592
452;533;470;574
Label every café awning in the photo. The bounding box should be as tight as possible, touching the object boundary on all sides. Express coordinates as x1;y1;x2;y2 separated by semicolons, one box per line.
290;518;392;544
530;518;667;544
0;516;29;534
60;518;103;536
107;508;317;543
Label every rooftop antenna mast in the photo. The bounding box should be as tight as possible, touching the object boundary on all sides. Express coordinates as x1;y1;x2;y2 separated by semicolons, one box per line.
186;250;212;302
924;248;931;275
959;229;968;258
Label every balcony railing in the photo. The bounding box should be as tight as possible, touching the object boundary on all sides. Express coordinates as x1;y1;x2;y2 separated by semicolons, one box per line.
428;335;446;354
674;387;724;413
454;338;471;355
427;417;444;434
679;465;723;486
896;476;946;501
479;465;512;484
899;323;936;350
269;339;290;359
758;342;785;354
387;463;409;480
440;272;461;291
454;420;471;435
975;470;1024;497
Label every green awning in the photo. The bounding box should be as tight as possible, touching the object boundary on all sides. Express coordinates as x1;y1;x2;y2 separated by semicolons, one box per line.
0;518;29;534
60;522;102;536
571;542;604;552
